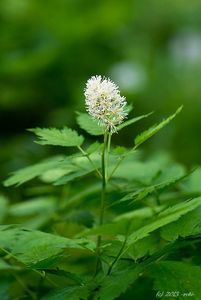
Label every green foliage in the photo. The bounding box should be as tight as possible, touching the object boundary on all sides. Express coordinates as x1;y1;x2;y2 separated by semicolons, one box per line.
9;196;57;217
4;154;98;186
119;172;189;203
134;106;183;147
0;226;95;268
4;156;65;186
1;0;201;298
126;197;201;248
161;206;201;241
76;113;104;136
148;261;201;299
96;267;140;300
0;279;13;300
76;111;153;136
42;286;89;300
80;197;201;251
29;127;84;147
2;106;201;300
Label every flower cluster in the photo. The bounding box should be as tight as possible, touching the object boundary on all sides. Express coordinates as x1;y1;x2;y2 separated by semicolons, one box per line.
84;75;127;132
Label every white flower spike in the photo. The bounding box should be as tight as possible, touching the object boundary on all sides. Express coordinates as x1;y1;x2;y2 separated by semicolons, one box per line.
84;75;127;133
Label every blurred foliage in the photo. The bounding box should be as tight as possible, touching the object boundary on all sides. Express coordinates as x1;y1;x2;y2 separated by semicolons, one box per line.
1;0;201;181
1;2;201;298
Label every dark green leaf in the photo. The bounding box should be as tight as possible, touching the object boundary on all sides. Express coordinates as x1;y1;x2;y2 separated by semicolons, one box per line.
96;267;140;300
148;261;201;298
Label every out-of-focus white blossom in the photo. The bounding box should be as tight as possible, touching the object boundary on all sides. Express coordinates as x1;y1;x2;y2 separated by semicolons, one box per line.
84;75;127;132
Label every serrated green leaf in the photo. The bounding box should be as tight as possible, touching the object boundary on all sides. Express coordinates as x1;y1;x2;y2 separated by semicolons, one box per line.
127;234;159;261
76;112;103;136
148;261;201;298
117;112;153;130
134;106;183;147
161;206;201;241
120;171;190;203
96;267;140;300
29;127;84;147
78;197;201;250
4;156;65;186
126;196;201;249
0;226;95;268
4;154;87;186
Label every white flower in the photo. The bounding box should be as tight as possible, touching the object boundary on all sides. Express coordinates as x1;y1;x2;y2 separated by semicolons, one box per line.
84;75;127;132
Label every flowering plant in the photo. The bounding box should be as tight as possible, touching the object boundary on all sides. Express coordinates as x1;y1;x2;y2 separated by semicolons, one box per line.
1;76;201;300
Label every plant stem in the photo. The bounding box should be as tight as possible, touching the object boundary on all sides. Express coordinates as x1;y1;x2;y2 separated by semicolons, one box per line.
107;235;128;275
106;133;112;180
77;146;102;179
95;131;108;275
108;145;137;181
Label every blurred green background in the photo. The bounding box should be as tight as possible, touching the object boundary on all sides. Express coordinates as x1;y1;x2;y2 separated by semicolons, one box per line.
1;0;201;181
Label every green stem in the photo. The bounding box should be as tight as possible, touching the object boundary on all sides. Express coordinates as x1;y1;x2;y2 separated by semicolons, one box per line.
106;133;112;181
77;146;102;179
107;235;128;275
108;145;137;181
95;131;108;275
108;156;123;181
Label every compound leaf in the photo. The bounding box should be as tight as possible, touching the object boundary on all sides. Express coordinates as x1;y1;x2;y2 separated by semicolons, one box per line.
29;127;84;147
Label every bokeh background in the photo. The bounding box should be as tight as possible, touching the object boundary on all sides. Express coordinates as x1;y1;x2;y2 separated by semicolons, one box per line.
1;0;201;182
